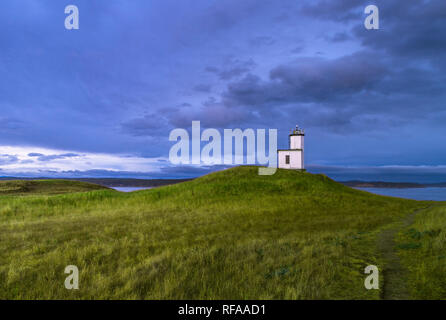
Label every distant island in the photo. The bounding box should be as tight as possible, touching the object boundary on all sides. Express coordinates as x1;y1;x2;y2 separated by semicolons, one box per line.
0;177;193;188
340;181;446;189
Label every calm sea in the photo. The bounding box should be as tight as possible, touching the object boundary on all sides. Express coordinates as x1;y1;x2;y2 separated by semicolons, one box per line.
357;187;446;201
111;187;153;192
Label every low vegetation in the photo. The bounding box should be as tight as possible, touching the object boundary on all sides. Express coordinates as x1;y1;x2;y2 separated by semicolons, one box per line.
0;180;108;196
396;205;446;299
0;166;442;299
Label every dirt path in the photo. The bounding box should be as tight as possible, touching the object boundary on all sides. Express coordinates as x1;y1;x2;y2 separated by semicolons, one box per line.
378;207;429;300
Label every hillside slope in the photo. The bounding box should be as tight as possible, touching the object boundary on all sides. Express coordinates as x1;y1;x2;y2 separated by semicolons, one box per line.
0;180;109;196
0;166;435;299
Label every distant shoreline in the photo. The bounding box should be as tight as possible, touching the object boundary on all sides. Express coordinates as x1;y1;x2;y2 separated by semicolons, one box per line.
340;181;446;189
0;177;193;188
1;176;446;189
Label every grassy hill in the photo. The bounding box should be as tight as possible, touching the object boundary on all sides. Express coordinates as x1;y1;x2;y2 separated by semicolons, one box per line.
0;166;443;299
0;180;109;196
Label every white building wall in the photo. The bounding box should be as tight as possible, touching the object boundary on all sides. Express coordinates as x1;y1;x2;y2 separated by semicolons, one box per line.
290;135;304;150
278;150;303;169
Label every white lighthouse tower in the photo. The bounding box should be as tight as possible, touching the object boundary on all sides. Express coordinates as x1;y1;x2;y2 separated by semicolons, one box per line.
277;125;305;170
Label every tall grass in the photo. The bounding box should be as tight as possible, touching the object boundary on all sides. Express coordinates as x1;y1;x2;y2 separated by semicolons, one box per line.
0;166;431;299
396;205;446;299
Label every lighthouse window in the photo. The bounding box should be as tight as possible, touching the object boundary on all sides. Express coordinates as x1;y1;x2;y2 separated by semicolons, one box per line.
285;155;290;164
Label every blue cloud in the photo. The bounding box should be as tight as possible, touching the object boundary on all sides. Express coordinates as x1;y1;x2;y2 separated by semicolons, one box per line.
0;154;19;165
28;153;79;161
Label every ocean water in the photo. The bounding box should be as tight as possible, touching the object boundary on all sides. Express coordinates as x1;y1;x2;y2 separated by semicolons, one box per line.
357;187;446;201
111;187;153;192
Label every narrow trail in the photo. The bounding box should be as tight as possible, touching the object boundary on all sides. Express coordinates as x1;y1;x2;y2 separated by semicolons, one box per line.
378;207;430;300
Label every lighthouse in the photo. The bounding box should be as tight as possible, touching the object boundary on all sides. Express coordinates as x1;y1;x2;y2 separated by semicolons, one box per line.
277;125;305;170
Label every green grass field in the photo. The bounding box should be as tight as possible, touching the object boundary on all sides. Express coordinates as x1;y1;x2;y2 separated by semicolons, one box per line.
396;205;446;299
0;166;444;299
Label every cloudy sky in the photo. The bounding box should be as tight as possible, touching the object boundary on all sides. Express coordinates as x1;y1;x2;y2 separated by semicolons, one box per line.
0;0;445;181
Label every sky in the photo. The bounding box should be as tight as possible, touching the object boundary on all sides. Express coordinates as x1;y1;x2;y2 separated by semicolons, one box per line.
0;0;445;182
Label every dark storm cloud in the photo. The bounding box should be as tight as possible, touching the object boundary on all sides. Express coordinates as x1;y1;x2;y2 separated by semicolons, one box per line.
220;51;393;131
300;0;362;22
215;0;446;135
304;0;446;65
222;52;444;121
325;32;352;43
228;52;388;105
249;36;276;47
352;0;446;68
193;84;212;93
1;0;445;176
121;114;168;137
291;46;305;54
169;98;253;129
205;58;257;80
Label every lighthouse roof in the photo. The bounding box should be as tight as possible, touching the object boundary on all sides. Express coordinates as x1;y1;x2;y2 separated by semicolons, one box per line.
290;125;305;136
